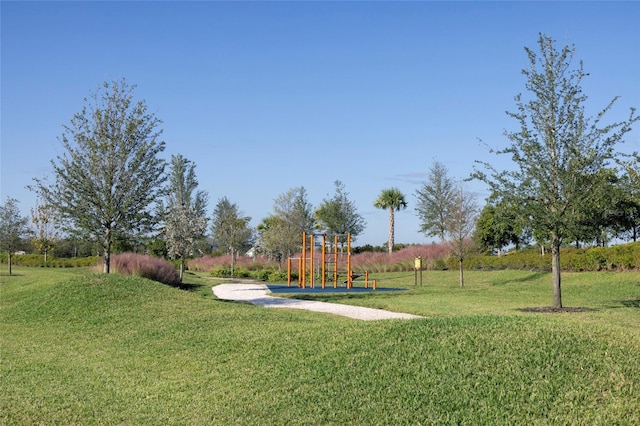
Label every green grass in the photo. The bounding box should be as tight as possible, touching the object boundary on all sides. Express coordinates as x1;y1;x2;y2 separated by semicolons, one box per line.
1;267;639;424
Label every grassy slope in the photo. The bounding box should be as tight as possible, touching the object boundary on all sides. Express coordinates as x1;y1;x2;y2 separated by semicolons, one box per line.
1;267;639;425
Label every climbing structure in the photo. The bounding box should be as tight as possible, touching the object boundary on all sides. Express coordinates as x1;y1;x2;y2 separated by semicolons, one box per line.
288;232;353;289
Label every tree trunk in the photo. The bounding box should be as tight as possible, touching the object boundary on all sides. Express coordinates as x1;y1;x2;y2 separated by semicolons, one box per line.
103;228;111;274
388;207;395;255
8;252;12;276
551;234;562;309
179;255;185;282
230;247;235;276
458;258;464;288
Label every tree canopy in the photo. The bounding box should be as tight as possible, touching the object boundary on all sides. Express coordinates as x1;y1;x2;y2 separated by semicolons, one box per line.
257;187;314;265
162;154;208;281
415;161;455;241
31;79;167;273
211;197;253;274
374;187;408;254
0;197;33;275
315;180;366;244
472;34;639;308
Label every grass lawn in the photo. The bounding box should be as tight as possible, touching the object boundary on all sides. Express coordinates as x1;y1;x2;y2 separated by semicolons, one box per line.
1;267;639;424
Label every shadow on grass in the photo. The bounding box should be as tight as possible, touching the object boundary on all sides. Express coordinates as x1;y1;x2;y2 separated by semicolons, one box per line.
517;306;596;313
619;298;640;309
492;272;547;286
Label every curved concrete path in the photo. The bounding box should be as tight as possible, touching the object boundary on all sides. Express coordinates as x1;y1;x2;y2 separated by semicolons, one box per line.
212;283;423;321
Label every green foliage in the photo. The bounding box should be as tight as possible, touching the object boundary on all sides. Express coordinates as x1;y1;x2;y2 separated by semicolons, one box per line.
315;180;366;243
415;160;455;241
31;79;167;273
161;154;209;280
373;187;408;254
2;268;639;424
472;34;639;308
0;253;100;268
461;242;639;272
257;187;315;262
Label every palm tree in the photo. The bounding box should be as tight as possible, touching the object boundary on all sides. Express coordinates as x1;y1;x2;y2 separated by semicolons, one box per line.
374;188;408;254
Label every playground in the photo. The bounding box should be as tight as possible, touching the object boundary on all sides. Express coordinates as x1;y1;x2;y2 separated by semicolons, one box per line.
288;232;382;290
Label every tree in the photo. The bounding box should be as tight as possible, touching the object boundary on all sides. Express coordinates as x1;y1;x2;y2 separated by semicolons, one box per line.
162;154;208;281
472;34;639;308
211;197;253;275
444;186;478;287
0;197;32;275
415;160;455;241
257;187;315;267
31;79;167;273
473;195;529;254
31;199;59;263
315;180;366;244
614;152;640;241
373;187;408;254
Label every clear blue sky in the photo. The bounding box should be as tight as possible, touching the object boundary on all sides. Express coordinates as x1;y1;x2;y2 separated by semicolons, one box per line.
2;1;639;246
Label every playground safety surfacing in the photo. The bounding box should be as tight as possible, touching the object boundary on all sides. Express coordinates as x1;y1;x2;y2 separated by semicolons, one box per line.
266;284;408;294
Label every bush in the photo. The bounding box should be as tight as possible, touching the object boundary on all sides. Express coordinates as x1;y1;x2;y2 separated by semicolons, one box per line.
0;253;100;268
110;253;181;285
461;242;639;272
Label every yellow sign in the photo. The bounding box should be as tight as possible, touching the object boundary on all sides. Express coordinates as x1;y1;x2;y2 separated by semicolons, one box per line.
414;256;422;270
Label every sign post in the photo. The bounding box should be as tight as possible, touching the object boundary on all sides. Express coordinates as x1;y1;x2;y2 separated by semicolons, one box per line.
414;256;422;286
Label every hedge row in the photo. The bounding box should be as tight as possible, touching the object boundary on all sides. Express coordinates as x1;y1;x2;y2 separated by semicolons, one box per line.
0;254;100;268
455;242;640;272
210;266;292;283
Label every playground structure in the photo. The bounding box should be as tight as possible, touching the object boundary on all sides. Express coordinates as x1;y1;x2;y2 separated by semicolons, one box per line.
287;232;376;290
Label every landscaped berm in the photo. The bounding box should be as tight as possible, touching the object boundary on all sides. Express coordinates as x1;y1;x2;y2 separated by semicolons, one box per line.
2;266;639;424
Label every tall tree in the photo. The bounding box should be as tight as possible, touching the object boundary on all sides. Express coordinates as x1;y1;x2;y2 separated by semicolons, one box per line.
211;197;253;275
315;180;366;244
257;187;315;266
31;79;167;273
473;34;638;308
415;160;455;241
445;186;478;287
0;197;32;275
373;187;408;254
30;199;60;263
162;154;208;281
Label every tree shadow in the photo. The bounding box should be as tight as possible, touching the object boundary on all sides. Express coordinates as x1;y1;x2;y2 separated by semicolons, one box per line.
492;272;547;286
518;306;596;313
619;298;640;309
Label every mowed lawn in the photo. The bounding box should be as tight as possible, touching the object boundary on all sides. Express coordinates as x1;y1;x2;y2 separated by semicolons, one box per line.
1;267;638;425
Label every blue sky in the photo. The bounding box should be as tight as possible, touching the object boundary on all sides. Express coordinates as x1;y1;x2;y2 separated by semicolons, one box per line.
2;1;639;246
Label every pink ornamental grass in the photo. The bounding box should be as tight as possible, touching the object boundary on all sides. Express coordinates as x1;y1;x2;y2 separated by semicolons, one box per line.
110;253;181;285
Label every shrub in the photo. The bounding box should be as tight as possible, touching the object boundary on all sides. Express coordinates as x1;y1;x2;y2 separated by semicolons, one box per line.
0;253;101;268
110;253;180;285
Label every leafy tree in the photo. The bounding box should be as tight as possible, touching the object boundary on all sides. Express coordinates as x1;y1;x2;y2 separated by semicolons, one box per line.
415;160;455;241
31;79;167;273
257;187;315;266
30;199;59;263
315;180;366;244
474;195;529;254
161;154;208;281
0;197;32;275
211;197;253;275
614;153;640;241
373;187;408;254
444;186;478;287
472;34;638;308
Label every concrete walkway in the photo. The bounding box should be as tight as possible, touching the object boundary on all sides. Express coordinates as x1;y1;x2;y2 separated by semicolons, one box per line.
212;283;423;321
